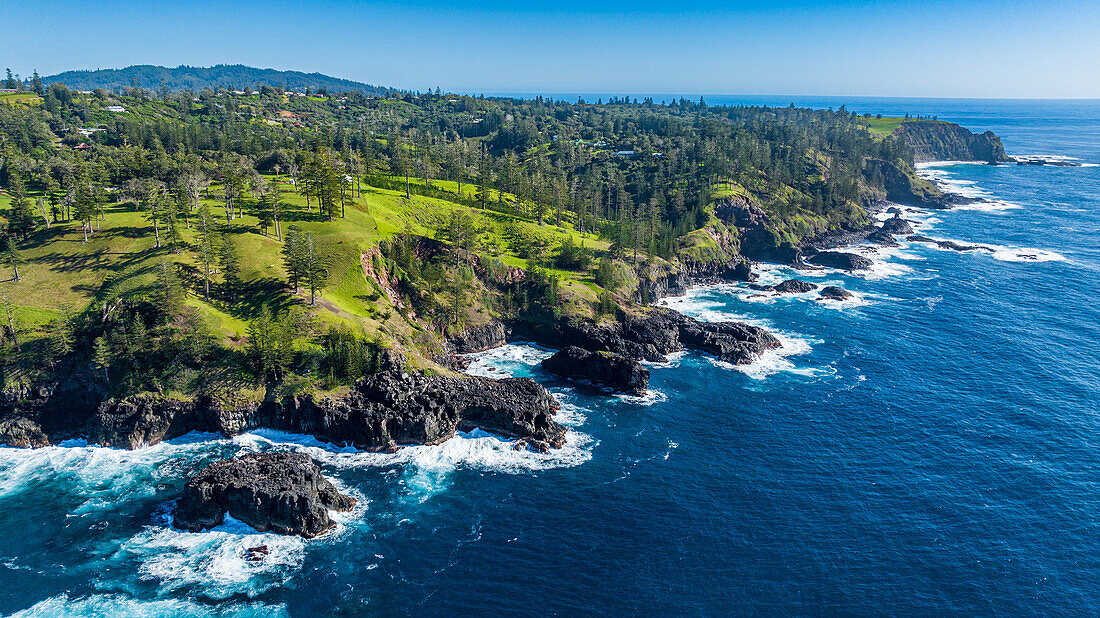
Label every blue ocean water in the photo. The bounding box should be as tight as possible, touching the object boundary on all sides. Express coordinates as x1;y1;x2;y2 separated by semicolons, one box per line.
2;99;1099;615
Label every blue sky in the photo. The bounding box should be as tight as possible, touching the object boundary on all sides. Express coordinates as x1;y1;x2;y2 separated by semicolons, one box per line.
2;0;1098;98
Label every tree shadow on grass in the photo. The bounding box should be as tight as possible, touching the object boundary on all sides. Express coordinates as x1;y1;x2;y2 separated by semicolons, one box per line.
280;209;330;224
232;277;303;320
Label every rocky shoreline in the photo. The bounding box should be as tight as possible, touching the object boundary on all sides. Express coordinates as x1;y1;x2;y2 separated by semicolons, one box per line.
1;352;566;452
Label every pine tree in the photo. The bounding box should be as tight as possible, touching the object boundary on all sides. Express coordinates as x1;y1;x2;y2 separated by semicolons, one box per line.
153;259;185;321
220;235;242;302
93;336;111;383
301;232;329;305
195;204;219;301
45;312;74;368
6;172;36;239
282;225;306;294
0;233;24;281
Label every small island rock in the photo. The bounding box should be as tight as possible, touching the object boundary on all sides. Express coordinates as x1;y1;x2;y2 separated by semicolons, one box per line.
819;286;855;301
807;251;873;271
174;452;355;538
541;346;649;395
879;214;915;235
772;279;818;294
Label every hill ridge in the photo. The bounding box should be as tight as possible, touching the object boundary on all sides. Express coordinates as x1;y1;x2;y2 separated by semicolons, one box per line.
39;64;394;95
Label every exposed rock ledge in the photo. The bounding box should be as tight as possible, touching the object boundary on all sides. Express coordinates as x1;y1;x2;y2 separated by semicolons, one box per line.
541;346;649;395
173;452;355;537
518;306;780;368
1;353;566;452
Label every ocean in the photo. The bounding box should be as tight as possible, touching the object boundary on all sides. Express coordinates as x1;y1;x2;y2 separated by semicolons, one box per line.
2;98;1098;615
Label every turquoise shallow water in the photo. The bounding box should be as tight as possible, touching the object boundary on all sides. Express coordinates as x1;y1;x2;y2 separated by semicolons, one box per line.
2;99;1099;615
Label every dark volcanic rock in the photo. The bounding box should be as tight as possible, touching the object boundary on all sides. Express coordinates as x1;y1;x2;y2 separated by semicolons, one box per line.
866;229;900;247
819;286;854;301
676;315;781;365
772;279;818;294
636;258;754;303
87;394;197;449
72;353;567;451
715;197;806;266
529;307;780;367
449;321;508;354
807;251;873;271
542;346;649;395
173;452;355;537
0;416;49;448
879;214;914;235
906;236;993;252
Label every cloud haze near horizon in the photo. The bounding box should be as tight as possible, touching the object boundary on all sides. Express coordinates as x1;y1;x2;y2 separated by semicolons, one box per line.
2;0;1098;99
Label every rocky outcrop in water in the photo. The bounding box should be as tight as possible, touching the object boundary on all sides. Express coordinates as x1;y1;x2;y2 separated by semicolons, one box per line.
542;346;649;395
772;279;818;294
173;452;355;537
879;214;914;235
806;251;873;271
907;235;993;252
818;286;854;301
531;307;780;366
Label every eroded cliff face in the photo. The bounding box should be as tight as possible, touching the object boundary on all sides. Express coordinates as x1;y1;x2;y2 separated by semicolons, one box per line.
0;353;567;451
894;121;1010;163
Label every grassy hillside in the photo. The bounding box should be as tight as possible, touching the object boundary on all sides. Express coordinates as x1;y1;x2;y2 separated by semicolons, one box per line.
1;169;612;373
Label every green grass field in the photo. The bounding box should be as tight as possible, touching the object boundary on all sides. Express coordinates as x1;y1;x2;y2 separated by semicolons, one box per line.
0;92;42;105
859;116;941;137
1;172;613;353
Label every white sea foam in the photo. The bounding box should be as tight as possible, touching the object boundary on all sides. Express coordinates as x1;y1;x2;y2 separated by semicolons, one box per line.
551;398;589;427
0;434;223;506
835;243;920;281
461;342;555;378
988;246;1068;263
872;206;941;231
641;349;687;369
915;160;990;169
10;594;285;617
616;388;668;406
1012;154;1097;167
236;426;593;476
658;288;820;379
904;235;1068;263
815;290;872;310
119;512;308;600
916;164;1024;212
729;330;824;380
950;199;1021;212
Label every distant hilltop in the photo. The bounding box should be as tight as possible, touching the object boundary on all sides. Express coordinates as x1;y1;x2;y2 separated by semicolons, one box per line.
38;64;395;96
893;120;1009;163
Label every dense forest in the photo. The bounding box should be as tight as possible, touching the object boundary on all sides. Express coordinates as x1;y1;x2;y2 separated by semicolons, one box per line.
0;76;928;402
